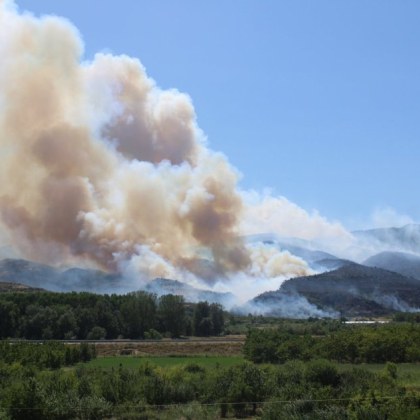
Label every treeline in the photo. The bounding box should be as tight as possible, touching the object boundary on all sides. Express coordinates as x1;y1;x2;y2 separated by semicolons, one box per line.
244;323;420;364
0;291;224;339
226;314;344;335
0;357;418;419
0;341;95;369
393;311;420;323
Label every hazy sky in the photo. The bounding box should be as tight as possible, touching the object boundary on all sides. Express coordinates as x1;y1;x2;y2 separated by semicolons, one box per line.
16;0;420;229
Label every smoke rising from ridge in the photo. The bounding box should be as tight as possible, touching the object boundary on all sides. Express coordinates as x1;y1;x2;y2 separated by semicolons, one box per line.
0;2;356;299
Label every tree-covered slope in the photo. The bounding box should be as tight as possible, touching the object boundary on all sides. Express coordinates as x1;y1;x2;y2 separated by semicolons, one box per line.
253;263;420;317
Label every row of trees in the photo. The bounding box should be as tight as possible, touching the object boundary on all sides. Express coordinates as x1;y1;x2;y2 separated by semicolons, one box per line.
0;291;225;339
244;323;420;364
0;356;417;419
393;311;420;323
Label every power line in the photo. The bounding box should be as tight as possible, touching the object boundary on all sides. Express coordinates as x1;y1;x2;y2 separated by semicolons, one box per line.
5;394;416;410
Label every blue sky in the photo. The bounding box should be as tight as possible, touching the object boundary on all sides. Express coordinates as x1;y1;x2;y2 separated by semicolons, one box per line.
16;0;420;228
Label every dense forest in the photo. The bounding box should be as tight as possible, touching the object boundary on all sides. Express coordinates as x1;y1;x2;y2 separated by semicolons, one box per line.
0;291;224;339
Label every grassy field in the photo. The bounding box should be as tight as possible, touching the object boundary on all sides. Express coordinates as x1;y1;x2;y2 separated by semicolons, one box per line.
85;355;245;369
84;354;420;390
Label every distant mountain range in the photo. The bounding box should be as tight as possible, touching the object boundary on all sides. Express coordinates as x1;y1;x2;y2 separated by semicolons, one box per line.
252;263;420;317
145;278;235;307
244;233;346;271
0;258;232;305
353;224;420;254
364;251;420;280
0;258;125;293
249;224;420;265
1;224;420;317
0;281;44;293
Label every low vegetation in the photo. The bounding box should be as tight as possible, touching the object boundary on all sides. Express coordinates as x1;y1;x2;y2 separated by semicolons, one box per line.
244;323;420;364
85;355;244;369
1;347;419;419
0;341;95;369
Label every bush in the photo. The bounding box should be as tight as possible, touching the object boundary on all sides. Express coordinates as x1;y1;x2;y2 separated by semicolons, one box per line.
87;326;107;340
305;360;340;387
144;329;162;340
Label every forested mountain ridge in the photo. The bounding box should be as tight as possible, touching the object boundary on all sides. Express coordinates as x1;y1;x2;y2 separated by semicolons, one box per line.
353;223;420;254
146;278;235;306
0;258;232;305
0;258;124;293
364;251;420;280
253;263;420;317
1;256;420;318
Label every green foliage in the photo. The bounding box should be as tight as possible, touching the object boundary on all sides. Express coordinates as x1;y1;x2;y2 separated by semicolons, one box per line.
157;294;185;338
87;326;106;340
0;351;419;419
393;311;420;323
121;291;157;338
193;302;224;336
0;290;226;339
86;355;244;370
245;323;420;364
243;328;283;363
384;362;398;380
304;359;340;387
226;314;343;336
0;341;95;369
144;329;162;340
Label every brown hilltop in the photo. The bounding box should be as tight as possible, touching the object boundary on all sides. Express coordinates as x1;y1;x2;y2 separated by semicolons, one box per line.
0;281;44;293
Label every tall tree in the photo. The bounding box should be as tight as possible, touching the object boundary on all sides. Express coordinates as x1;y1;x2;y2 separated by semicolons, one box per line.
121;292;157;338
157;294;185;338
193;301;212;336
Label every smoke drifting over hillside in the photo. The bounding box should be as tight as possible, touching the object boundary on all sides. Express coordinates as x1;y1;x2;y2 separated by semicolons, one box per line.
1;0;344;298
1;1;419;318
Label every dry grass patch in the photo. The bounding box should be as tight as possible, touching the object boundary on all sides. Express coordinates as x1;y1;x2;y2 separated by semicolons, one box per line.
95;337;244;357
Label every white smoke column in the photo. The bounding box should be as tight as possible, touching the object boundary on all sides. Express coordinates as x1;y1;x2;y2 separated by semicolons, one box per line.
0;1;314;291
213;244;313;303
241;190;351;241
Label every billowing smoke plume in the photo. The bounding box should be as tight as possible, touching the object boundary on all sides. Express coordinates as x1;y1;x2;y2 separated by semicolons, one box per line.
241;191;352;242
0;1;321;296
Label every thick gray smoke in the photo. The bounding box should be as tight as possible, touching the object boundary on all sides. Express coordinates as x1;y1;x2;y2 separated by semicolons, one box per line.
0;1;324;300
